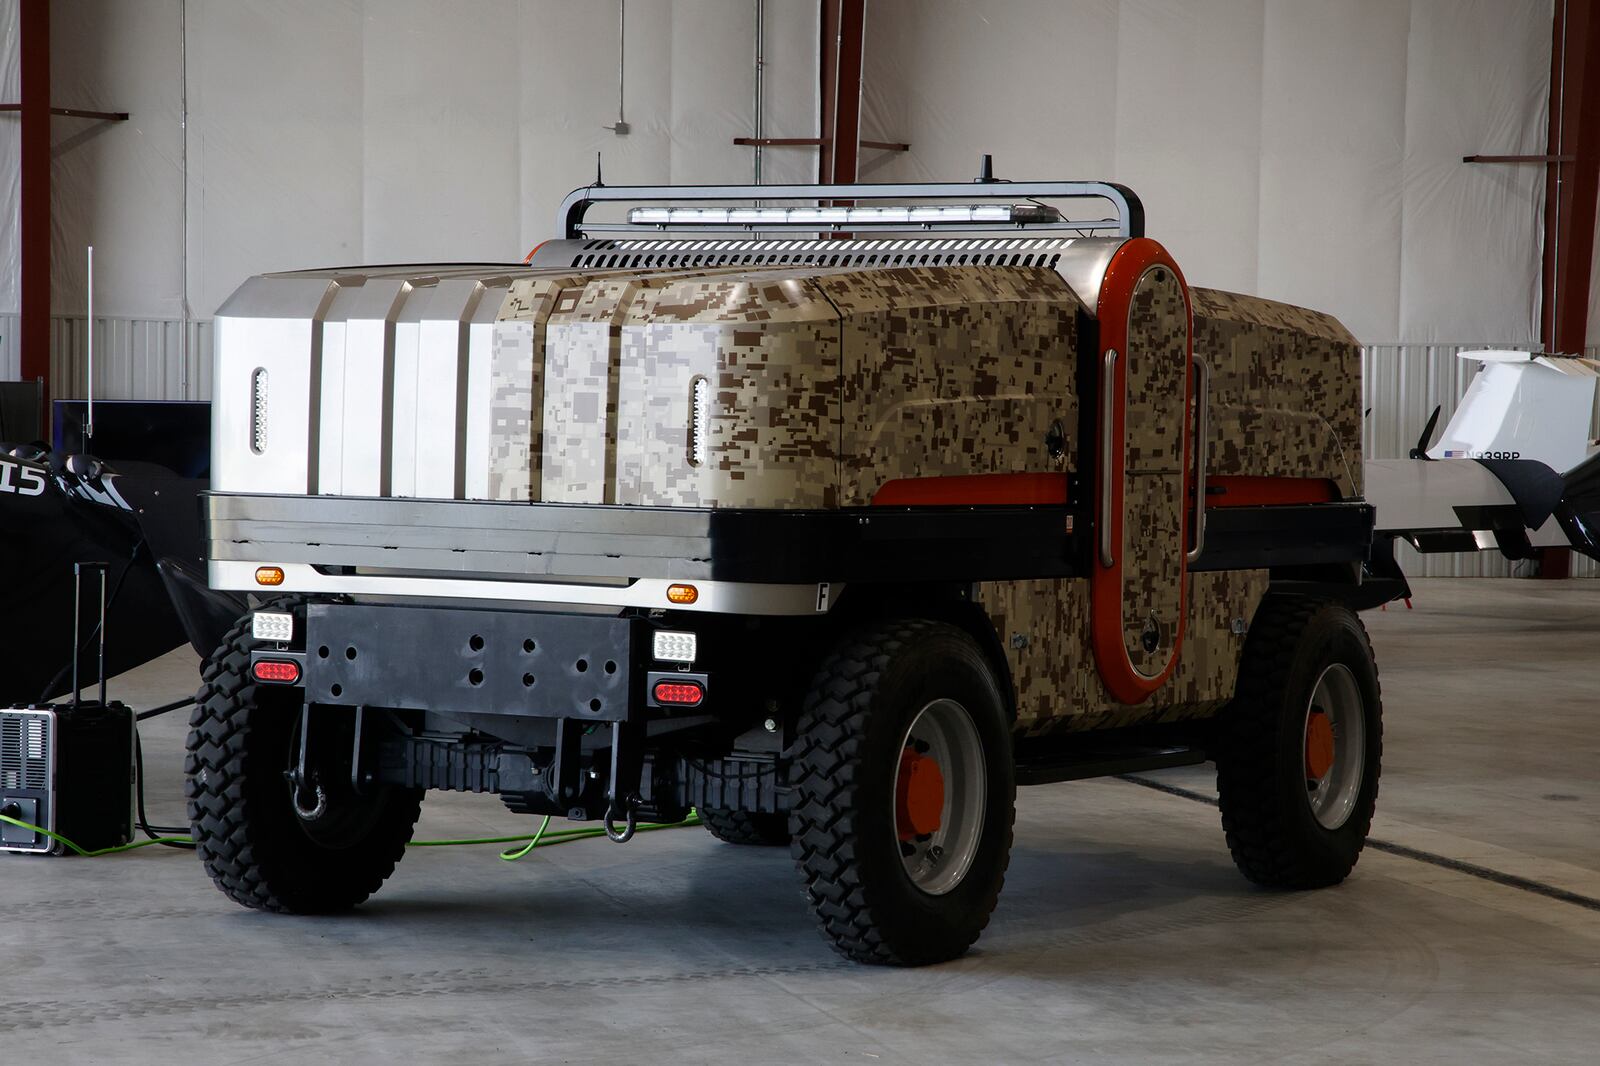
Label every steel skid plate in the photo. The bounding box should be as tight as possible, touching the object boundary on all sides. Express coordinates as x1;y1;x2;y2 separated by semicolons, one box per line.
304;603;634;721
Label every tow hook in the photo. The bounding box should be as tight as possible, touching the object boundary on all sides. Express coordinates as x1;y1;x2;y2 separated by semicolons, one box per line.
604;796;640;843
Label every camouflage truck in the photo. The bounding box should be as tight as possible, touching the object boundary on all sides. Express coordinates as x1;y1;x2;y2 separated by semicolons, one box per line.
187;179;1401;965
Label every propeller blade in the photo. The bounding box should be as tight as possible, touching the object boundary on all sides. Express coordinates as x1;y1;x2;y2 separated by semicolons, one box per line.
1409;404;1442;460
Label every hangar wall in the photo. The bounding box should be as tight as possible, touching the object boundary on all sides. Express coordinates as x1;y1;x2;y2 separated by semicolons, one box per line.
0;1;1594;576
856;0;1591;575
0;0;820;388
861;0;1552;349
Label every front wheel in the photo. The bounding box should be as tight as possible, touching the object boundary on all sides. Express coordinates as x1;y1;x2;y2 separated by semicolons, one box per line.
184;609;423;913
1214;597;1383;889
790;620;1015;966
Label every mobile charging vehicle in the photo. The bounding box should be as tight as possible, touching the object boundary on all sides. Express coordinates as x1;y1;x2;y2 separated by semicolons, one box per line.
189;177;1398;964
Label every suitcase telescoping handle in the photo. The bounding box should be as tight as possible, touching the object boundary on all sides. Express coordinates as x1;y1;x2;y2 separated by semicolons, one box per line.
71;561;109;708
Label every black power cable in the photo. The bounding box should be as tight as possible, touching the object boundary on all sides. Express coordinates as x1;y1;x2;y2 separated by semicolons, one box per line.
132;697;198;847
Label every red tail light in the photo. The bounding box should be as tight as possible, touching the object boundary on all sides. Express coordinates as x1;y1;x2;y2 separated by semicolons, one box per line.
252;659;301;684
652;680;704;706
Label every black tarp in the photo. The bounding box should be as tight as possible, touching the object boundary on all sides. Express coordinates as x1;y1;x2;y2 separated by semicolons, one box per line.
0;457;196;704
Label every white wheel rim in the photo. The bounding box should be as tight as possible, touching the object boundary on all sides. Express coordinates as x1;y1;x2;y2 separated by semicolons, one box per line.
893;698;986;896
1303;663;1366;830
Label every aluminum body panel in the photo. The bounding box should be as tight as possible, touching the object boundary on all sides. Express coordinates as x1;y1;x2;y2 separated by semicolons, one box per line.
213;252;1361;516
212;277;334;495
212;265;542;499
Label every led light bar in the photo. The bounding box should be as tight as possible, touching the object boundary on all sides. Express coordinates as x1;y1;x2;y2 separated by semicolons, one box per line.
688;376;710;467
652;630;698;664
626;203;1062;228
252;611;294;643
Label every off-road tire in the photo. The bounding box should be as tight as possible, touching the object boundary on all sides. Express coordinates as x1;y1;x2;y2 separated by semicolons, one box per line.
698;807;790;846
790;620;1014;966
1215;596;1383;889
185;606;423;913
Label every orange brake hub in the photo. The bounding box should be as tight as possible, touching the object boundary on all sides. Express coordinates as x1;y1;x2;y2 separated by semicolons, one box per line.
896;748;946;842
1304;709;1336;781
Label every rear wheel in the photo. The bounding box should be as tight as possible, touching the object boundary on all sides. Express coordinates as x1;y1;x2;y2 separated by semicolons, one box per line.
1215;597;1383;889
185;609;423;913
699;807;790;846
790;620;1014;966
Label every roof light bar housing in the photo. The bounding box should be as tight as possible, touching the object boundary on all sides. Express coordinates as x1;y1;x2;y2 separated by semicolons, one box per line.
557;179;1143;239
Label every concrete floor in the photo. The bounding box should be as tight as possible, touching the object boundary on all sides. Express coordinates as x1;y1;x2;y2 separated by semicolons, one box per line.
4;578;1599;1063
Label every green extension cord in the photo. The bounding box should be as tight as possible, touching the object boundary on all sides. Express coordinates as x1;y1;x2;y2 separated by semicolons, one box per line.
0;814;192;857
0;810;702;861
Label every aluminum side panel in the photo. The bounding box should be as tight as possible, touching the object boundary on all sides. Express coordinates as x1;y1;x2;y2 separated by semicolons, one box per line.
464;319;496;500
213;313;319;495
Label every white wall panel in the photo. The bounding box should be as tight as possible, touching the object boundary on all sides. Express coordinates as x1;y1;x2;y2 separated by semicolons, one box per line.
1398;0;1550;344
860;0;1120;183
185;0;366;320
671;1;756;185
361;0;521;266
1257;0;1409;345
1113;0;1265;297
516;0;673;243
864;0;1551;348
51;0;186;319
16;0;819;336
751;0;820;186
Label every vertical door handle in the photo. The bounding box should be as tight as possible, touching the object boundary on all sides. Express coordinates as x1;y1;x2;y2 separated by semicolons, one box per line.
1187;356;1210;564
1099;348;1119;569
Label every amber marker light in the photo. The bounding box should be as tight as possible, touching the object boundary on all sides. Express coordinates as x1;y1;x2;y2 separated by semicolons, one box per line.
255;566;285;586
666;584;699;605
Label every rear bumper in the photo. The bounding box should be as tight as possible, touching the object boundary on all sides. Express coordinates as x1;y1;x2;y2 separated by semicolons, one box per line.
300;602;639;721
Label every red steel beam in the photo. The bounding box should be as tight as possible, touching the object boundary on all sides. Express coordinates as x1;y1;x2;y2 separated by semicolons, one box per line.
0;103;129;121
818;0;865;185
736;136;907;151
1463;153;1575;163
18;0;49;408
1543;0;1600;354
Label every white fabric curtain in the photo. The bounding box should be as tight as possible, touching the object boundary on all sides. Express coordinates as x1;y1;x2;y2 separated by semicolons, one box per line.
6;0;1574;352
861;0;1554;348
38;0;819;324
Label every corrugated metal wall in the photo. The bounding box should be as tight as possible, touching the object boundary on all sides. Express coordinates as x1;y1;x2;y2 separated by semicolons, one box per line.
3;313;211;399
4;314;213;401
1362;341;1600;578
0;314;19;381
